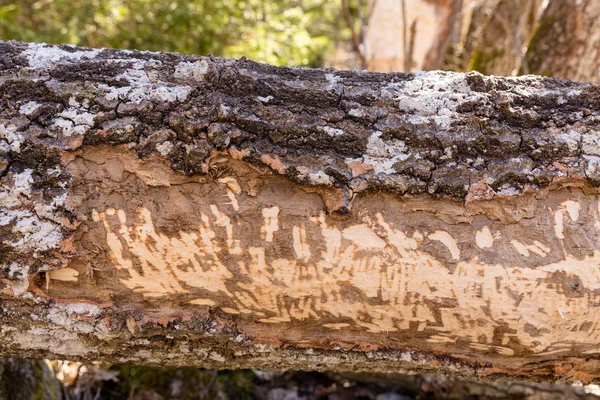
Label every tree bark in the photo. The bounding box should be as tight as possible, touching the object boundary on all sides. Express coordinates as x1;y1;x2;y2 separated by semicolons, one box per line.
0;358;61;400
365;0;460;72
459;0;543;76
2;40;600;382
525;0;600;81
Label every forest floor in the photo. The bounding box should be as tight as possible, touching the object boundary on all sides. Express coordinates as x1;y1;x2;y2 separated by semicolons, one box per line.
46;361;600;400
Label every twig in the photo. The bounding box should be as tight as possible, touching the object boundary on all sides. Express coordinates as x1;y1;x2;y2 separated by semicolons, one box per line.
408;19;417;71
401;0;409;71
357;0;367;61
367;0;378;21
199;369;218;400
342;0;367;68
494;4;529;75
70;363;84;390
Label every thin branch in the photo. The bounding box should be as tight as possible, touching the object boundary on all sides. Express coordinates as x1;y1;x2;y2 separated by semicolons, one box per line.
400;0;409;71
494;2;529;75
342;0;367;68
367;0;378;21
199;370;218;400
357;0;367;60
407;19;417;71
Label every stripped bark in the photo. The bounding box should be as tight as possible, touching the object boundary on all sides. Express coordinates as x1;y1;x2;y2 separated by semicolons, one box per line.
2;41;600;382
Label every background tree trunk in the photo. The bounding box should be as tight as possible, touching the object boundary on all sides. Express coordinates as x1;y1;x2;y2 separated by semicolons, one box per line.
525;0;600;81
456;0;542;76
0;358;61;400
3;41;600;382
365;0;461;72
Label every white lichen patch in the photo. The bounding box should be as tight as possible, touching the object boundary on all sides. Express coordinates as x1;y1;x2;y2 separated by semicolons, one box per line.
116;62;153;84
5;262;30;296
50;117;91;137
348;108;364;118
0;165;65;253
8;211;62;251
58;108;96;127
149;86;191;103
0;209;27;227
346;131;409;175
395;71;482;128
19;101;42;116
495;184;520;197
585;155;600;180
111;62;192;104
24;42;101;70
582;132;600;156
0;123;23;152
174;60;209;80
10;327;94;356
63;302;102;317
321;126;344;137
68;96;81;107
156;141;174;156
46;303;104;336
0;189;22;209
554;129;581;154
257;95;274;103
12;168;34;194
52;192;68;208
46;167;69;189
307;171;332;185
0;140;9;155
111;83;192;104
98;84;132;102
52;118;76;136
296;167;332;185
325;73;341;89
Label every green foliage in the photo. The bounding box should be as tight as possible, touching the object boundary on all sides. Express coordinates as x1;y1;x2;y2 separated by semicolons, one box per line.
0;0;345;67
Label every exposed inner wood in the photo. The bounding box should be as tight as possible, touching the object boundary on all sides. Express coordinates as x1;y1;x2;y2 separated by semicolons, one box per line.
34;145;600;372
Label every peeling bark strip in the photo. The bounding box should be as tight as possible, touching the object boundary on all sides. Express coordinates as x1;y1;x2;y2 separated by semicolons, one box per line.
3;41;600;382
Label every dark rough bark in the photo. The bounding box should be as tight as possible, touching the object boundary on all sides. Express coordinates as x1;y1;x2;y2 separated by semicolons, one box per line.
2;41;600;383
525;0;600;81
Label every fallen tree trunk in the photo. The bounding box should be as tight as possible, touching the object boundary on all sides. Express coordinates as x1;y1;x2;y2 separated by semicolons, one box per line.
2;40;600;383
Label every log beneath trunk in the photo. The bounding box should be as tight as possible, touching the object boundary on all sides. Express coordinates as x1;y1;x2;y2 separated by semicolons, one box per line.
2;40;600;382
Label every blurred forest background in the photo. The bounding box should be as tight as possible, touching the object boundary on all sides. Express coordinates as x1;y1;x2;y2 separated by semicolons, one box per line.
0;0;598;80
1;0;600;399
